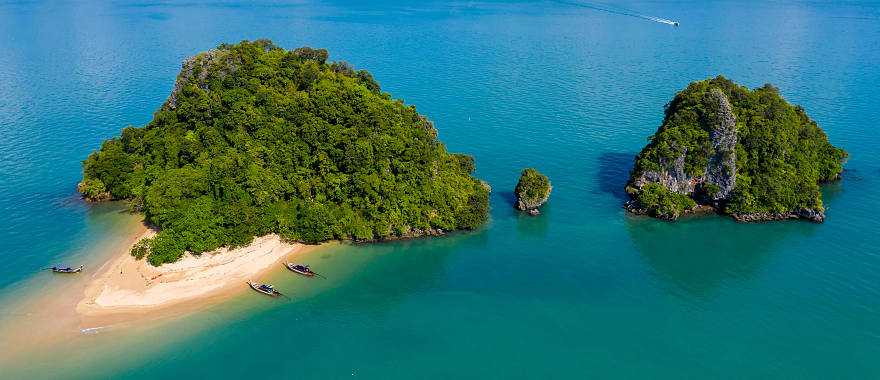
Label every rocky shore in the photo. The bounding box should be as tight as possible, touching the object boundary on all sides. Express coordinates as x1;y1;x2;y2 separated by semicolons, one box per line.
732;209;825;223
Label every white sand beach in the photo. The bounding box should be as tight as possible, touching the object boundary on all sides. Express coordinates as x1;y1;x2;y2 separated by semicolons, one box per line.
78;231;307;315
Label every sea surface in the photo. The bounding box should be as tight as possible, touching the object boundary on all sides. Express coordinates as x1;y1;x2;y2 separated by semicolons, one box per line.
1;0;879;378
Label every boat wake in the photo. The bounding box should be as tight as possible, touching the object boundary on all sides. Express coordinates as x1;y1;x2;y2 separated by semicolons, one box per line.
80;326;108;335
644;15;678;26
556;0;679;26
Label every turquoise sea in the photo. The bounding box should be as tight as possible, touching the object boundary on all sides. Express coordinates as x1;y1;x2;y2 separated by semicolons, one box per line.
2;0;879;378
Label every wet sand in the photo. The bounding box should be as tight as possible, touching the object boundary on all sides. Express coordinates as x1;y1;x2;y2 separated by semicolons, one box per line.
0;224;319;364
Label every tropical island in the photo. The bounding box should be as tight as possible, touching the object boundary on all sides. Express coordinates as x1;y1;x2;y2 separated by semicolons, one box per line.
514;168;551;215
625;76;847;222
78;39;490;267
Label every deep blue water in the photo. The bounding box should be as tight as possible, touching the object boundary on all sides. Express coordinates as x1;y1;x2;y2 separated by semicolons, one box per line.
1;0;879;378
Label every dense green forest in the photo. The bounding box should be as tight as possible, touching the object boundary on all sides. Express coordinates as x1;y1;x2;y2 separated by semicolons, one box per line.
79;40;490;265
627;76;846;220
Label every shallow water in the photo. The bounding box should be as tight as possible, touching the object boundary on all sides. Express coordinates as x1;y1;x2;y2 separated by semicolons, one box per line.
1;0;879;378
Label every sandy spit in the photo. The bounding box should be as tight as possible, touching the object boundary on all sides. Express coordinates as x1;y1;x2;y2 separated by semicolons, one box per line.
77;231;306;316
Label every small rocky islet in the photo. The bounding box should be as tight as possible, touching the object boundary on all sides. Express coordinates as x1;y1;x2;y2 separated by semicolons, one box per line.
515;168;551;215
625;76;847;222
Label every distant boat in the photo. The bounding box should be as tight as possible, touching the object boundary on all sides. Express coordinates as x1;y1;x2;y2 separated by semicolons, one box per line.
285;263;316;277
673;22;679;26
248;281;280;297
51;265;83;273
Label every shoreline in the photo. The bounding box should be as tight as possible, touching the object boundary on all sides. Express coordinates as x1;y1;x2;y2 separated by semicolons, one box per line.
77;230;313;319
0;224;321;364
623;200;825;223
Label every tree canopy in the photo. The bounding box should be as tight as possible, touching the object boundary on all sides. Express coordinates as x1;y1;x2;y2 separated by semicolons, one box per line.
80;40;490;265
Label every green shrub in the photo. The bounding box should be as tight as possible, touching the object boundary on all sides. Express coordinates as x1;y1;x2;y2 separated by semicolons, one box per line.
130;238;152;260
635;183;696;219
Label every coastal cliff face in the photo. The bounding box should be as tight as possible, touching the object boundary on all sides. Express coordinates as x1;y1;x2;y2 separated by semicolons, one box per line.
626;76;847;222
703;88;737;202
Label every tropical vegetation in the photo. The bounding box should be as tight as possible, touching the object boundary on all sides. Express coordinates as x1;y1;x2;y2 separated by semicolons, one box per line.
79;40;490;265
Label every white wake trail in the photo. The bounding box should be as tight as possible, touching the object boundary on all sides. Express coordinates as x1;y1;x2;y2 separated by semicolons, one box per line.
559;0;679;26
80;326;109;335
645;16;678;25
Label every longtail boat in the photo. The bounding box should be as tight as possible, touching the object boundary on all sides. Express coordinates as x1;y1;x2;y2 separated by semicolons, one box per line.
286;263;316;277
51;265;83;273
248;281;280;297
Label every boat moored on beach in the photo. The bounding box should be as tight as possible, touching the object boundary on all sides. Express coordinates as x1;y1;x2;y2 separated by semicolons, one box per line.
50;265;83;273
248;281;280;297
286;263;318;277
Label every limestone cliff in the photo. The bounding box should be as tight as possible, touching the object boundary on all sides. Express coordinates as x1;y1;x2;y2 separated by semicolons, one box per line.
702;88;737;203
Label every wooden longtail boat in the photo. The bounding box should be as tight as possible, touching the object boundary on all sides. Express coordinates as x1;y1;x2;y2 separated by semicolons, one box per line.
248;281;280;297
51;265;83;273
285;263;316;277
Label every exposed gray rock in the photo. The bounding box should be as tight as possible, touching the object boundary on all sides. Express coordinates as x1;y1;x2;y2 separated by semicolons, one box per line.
630;151;696;196
703;88;737;202
732;208;824;223
516;190;552;213
166;49;239;110
629;89;738;205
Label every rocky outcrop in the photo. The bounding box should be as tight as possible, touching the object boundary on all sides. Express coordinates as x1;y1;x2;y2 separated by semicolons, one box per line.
629;89;737;204
515;168;551;215
625;77;847;224
629;152;696;195
77;178;112;202
351;227;446;243
516;193;551;213
166;49;239;110
732;208;824;223
702;88;737;202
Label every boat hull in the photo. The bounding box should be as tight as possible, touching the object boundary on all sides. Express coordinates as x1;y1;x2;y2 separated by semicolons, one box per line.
248;282;278;297
52;265;83;273
285;263;315;277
